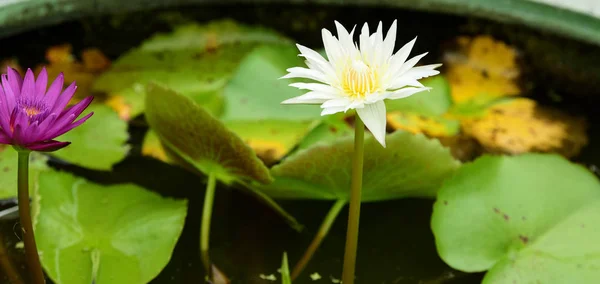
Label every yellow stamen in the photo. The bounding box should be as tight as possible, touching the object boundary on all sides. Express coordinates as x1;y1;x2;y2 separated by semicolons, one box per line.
24;106;41;117
341;60;379;98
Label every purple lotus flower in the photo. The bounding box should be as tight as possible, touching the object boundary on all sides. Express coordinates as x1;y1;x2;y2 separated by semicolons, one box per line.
0;67;93;152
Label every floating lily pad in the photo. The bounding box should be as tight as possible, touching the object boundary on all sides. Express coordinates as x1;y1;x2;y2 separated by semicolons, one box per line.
387;112;460;138
259;131;460;201
431;154;600;283
225;120;313;165
145;84;301;229
222;44;320;121
385;76;452;116
52;104;130;170
34;170;187;284
94;20;287;117
0;147;49;199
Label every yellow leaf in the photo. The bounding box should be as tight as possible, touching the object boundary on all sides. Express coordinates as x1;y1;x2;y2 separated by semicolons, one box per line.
142;130;170;163
387;112;460;138
462;98;587;157
445;36;520;104
245;139;287;166
105;95;132;120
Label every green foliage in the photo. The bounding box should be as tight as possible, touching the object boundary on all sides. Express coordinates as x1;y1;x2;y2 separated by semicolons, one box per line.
222;44;320;121
93;20;287;118
145;83;272;184
432;154;600;283
280;252;292;284
34;170;187;284
52;104;130;170
259;131;460;201
386;76;452;116
145;84;301;229
0;148;49;199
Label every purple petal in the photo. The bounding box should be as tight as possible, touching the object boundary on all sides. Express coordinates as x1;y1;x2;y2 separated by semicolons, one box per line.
13;108;28;132
21;69;35;98
44;73;64;106
20;121;39;145
6;67;22;97
43;112;92;140
26;140;70;152
58;96;93;121
50;81;77;114
35;68;48;97
0;130;11;144
12;124;24;146
0;100;11;134
37;113;58;134
1;74;16;111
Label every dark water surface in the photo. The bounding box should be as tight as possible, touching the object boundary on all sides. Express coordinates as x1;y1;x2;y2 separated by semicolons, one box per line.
2;3;600;284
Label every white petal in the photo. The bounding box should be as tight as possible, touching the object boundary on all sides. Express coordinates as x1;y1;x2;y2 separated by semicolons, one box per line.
321;106;346;116
388;77;425;89
282;91;338;104
321;98;351;108
357;100;387;147
372;21;384;66
402;64;442;80
297;44;337;77
281;67;329;83
335;21;356;53
381;20;397;61
322;28;344;69
359;23;373;64
394;52;429;77
386;87;430;100
289;82;340;95
387;37;417;75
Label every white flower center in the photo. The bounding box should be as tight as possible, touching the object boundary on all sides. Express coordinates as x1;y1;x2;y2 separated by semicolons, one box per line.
341;60;380;98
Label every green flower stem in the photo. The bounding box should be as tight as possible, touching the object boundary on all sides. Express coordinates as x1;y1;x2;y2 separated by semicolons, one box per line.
17;150;45;284
200;173;217;277
342;115;365;284
291;199;346;280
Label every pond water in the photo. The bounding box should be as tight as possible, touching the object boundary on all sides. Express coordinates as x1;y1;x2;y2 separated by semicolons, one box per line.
1;3;600;284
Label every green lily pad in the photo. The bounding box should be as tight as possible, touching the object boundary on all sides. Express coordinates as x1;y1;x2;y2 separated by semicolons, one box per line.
0;147;49;199
386;76;452;116
52;104;130;170
93;20;287;116
34;170;187;284
224;120;314;164
259;131;461;201
431;154;600;283
222;44;320;121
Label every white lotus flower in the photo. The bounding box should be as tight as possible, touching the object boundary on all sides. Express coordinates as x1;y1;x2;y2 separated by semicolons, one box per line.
281;20;441;147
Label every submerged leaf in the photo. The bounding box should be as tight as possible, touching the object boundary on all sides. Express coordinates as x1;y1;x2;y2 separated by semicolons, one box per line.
225;120;313;166
141;129;170;163
259;131;460;201
94;20;287;118
462;98;587;157
432;154;600;283
34;170;187;284
387;112;460;138
52;104;130;170
37;44;111;102
445;36;520;105
0;147;49;199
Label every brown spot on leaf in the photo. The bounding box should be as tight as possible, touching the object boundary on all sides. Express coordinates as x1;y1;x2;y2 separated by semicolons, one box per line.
519;235;529;244
503;214;510;221
329;127;338;133
443;200;448;205
2;167;9;172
